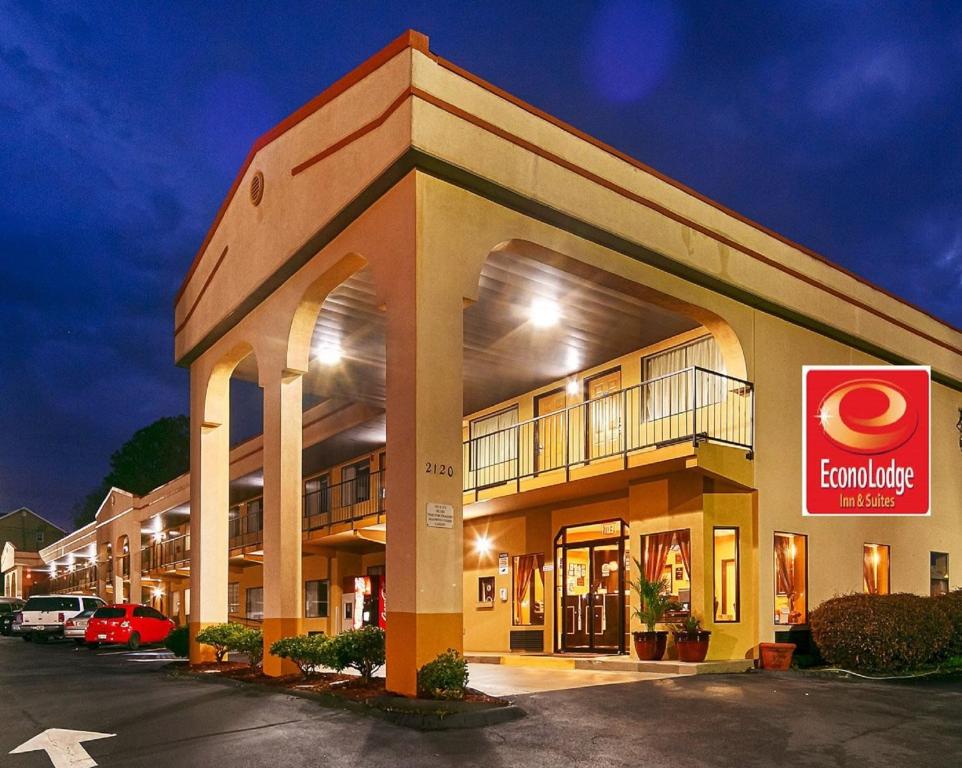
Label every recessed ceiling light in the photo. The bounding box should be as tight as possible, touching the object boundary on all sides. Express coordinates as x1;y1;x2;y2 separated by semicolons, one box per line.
315;342;343;366
529;297;560;328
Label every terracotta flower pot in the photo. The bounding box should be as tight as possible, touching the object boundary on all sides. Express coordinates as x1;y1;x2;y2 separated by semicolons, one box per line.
759;642;796;670
633;630;668;660
673;630;711;663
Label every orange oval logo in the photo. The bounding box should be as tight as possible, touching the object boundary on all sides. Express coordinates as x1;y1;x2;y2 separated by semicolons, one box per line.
817;379;918;454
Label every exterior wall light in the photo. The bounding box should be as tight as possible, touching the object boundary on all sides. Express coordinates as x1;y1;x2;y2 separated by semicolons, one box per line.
566;379;580;396
474;534;492;556
315;342;343;366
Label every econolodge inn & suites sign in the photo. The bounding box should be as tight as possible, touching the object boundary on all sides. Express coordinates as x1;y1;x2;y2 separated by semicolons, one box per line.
803;366;931;516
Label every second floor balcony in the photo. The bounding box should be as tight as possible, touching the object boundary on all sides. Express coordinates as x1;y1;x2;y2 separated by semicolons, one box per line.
463;367;753;496
47;562;98;594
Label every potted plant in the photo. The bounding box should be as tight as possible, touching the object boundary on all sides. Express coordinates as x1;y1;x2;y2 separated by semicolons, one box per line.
631;561;672;660
671;614;712;663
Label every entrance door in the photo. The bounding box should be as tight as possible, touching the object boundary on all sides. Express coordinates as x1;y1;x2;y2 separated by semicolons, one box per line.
585;369;623;459
556;520;628;653
534;388;567;474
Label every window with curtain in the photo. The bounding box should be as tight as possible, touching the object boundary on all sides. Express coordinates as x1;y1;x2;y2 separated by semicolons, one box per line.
641;529;691;615
642;336;726;419
341;460;371;506
304;474;329;518
774;533;807;624
469;406;520;485
513;553;545;625
245;587;263;620
305;580;329;618
863;544;890;595
713;527;739;622
227;582;239;614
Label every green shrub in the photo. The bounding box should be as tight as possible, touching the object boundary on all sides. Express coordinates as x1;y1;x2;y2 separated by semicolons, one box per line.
327;626;385;683
195;623;246;663
810;593;952;673
234;627;264;670
270;634;333;679
417;649;469;699
934;590;962;658
164;626;189;658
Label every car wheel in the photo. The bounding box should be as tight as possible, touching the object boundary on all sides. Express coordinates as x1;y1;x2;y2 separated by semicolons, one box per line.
127;632;140;650
87;642;99;649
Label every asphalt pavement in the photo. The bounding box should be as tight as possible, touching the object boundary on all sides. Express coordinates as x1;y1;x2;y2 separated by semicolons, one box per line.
2;635;962;767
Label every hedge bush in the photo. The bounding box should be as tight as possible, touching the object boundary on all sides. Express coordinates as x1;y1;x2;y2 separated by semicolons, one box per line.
810;593;953;673
327;626;385;683
195;623;247;663
417;649;469;700
234;627;264;670
270;634;334;679
935;590;962;658
164;626;189;658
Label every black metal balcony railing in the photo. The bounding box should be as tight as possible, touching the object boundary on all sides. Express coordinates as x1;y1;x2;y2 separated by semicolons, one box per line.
47;562;98;594
463;367;753;495
303;469;385;531
229;509;263;549
141;533;190;573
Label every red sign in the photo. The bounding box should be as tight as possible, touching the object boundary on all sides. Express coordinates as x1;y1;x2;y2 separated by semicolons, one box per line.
803;366;930;516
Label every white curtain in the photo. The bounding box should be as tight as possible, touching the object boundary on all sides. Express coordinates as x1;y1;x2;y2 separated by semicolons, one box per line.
644;337;725;419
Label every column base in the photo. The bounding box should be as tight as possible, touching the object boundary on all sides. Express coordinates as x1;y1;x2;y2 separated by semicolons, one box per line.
386;611;463;697
189;621;219;665
262;617;304;677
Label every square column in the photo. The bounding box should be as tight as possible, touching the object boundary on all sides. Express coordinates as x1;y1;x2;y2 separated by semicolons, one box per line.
384;247;465;696
261;368;304;676
188;366;230;663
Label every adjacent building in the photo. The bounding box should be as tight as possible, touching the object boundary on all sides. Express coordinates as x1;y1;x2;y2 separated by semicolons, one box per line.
35;32;962;696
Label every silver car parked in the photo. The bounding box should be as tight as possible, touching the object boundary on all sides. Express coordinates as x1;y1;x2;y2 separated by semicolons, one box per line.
63;608;97;644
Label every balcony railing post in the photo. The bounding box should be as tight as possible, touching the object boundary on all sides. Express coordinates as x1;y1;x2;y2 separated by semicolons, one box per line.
691;367;698;448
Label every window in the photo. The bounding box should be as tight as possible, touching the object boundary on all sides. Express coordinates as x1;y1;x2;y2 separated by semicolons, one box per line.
863;544;890;595
713;527;739;622
469;406;520;486
228;583;240;614
512;554;545;625
246;587;263;620
83;598;103;612
35;529;44;546
640;529;691;616
643;336;725;419
342;460;371;505
304;475;329;519
585;368;623;459
774;533;808;624
305;580;329;618
931;552;949;596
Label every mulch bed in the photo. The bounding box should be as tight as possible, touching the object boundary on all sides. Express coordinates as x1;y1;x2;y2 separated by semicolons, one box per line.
187;664;502;704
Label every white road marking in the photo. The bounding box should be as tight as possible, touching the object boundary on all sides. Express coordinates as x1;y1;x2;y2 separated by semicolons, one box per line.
10;729;115;768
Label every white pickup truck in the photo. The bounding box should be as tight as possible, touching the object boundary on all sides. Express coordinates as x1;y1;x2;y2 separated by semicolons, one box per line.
14;595;106;641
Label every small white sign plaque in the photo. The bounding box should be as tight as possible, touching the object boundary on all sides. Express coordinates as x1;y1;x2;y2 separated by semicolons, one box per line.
426;502;454;529
498;552;509;575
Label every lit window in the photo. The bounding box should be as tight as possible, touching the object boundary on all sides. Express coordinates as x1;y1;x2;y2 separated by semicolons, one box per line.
227;583;239;615
513;554;545;626
713;528;739;622
641;530;691;616
245;587;263;620
774;533;807;625
863;544;890;595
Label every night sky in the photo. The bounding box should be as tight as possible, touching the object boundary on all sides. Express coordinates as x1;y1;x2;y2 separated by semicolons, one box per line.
2;1;961;532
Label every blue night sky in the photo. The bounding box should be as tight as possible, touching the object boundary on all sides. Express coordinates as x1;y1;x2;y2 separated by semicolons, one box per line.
2;1;961;530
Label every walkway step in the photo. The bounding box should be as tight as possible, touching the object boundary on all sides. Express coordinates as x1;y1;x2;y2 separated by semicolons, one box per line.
464;653;752;675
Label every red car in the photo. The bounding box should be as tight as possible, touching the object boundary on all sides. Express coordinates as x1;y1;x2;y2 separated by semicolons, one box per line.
85;603;175;649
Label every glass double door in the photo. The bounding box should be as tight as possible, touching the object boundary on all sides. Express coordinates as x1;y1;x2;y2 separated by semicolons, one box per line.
556;529;627;653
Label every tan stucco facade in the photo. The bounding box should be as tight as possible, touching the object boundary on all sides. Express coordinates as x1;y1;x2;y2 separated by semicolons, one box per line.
36;31;962;696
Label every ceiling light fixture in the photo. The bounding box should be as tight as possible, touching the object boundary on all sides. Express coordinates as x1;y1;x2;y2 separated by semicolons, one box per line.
315;342;343;366
529;297;561;328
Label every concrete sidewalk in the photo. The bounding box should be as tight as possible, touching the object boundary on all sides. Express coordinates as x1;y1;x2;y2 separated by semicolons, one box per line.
467;662;676;696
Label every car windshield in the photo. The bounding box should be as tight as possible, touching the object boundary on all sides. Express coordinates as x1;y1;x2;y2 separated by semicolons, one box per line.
93;607;126;619
23;597;80;612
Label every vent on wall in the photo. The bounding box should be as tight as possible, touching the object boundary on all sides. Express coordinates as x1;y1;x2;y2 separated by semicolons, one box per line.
249;171;265;206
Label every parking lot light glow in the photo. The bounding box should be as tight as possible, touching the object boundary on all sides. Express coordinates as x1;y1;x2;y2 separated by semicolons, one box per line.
529;297;561;328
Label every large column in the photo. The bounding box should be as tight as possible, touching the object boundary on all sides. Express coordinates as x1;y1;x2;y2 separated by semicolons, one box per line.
188;363;230;663
384;243;465;696
260;367;304;676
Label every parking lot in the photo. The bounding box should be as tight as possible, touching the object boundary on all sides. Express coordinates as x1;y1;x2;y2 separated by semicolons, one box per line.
4;635;962;767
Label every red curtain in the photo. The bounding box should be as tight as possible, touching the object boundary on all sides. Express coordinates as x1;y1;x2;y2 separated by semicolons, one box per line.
775;536;795;597
675;531;691;580
644;533;674;582
514;554;537;622
863;547;878;594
